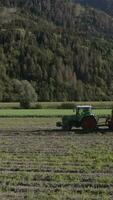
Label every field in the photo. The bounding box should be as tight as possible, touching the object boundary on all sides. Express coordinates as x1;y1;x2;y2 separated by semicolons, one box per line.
0;108;111;118
0;102;113;199
0;118;113;200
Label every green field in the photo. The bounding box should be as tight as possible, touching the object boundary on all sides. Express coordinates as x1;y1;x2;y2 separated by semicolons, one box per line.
0;108;111;117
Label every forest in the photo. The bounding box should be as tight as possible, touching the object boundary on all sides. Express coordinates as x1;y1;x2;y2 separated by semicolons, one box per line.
0;0;113;101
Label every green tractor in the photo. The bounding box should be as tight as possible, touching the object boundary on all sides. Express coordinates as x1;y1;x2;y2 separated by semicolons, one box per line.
57;105;97;131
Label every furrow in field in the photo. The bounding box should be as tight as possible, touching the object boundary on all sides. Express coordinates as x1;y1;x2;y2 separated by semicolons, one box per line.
1;180;113;188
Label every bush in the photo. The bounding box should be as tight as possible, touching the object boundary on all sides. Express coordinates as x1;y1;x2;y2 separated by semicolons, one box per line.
14;79;38;109
20;99;31;109
35;103;43;109
58;103;75;109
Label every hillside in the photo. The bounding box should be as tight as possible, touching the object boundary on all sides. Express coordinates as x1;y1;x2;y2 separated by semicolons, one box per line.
0;0;113;101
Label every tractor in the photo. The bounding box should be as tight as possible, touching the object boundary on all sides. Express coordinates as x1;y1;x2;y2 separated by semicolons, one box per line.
56;105;97;131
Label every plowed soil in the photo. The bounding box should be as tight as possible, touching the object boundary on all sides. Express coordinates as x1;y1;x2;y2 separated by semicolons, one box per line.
0;127;113;200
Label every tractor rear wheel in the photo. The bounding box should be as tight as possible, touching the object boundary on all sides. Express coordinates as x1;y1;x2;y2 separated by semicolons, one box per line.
62;125;72;131
82;116;97;131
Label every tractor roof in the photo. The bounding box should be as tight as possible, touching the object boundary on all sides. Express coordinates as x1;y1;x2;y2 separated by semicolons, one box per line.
76;105;92;109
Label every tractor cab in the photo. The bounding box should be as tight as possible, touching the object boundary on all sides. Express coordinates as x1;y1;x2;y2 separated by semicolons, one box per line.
75;105;92;119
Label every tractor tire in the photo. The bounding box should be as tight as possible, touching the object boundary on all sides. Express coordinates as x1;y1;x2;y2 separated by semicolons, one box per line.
62;125;72;131
107;120;113;130
82;116;97;131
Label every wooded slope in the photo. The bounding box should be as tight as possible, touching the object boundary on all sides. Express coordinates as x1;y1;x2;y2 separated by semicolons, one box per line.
0;0;113;101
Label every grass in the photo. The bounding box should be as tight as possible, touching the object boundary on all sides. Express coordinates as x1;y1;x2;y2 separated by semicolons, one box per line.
0;108;111;117
0;101;113;109
0;129;113;199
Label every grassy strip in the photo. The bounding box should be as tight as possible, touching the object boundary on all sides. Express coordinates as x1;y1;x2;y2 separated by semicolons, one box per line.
0;108;111;118
0;101;113;109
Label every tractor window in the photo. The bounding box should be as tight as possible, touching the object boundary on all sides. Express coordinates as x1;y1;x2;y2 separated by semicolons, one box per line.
80;109;84;115
76;108;79;115
76;107;91;116
82;108;90;115
80;108;90;116
76;108;82;115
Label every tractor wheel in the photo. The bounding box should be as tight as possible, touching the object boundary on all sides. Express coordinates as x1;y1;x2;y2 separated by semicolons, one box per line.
82;116;97;131
107;120;113;130
62;125;72;131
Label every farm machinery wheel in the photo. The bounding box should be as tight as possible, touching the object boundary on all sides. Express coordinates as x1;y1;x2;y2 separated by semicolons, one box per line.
82;116;97;131
106;118;113;130
62;125;72;131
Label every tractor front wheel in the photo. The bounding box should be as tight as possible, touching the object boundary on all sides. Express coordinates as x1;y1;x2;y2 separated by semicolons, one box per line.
82;116;97;131
62;125;72;131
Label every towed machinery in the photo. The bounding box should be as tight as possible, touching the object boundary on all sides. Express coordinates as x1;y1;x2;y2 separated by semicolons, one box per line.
56;105;113;131
106;109;113;130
